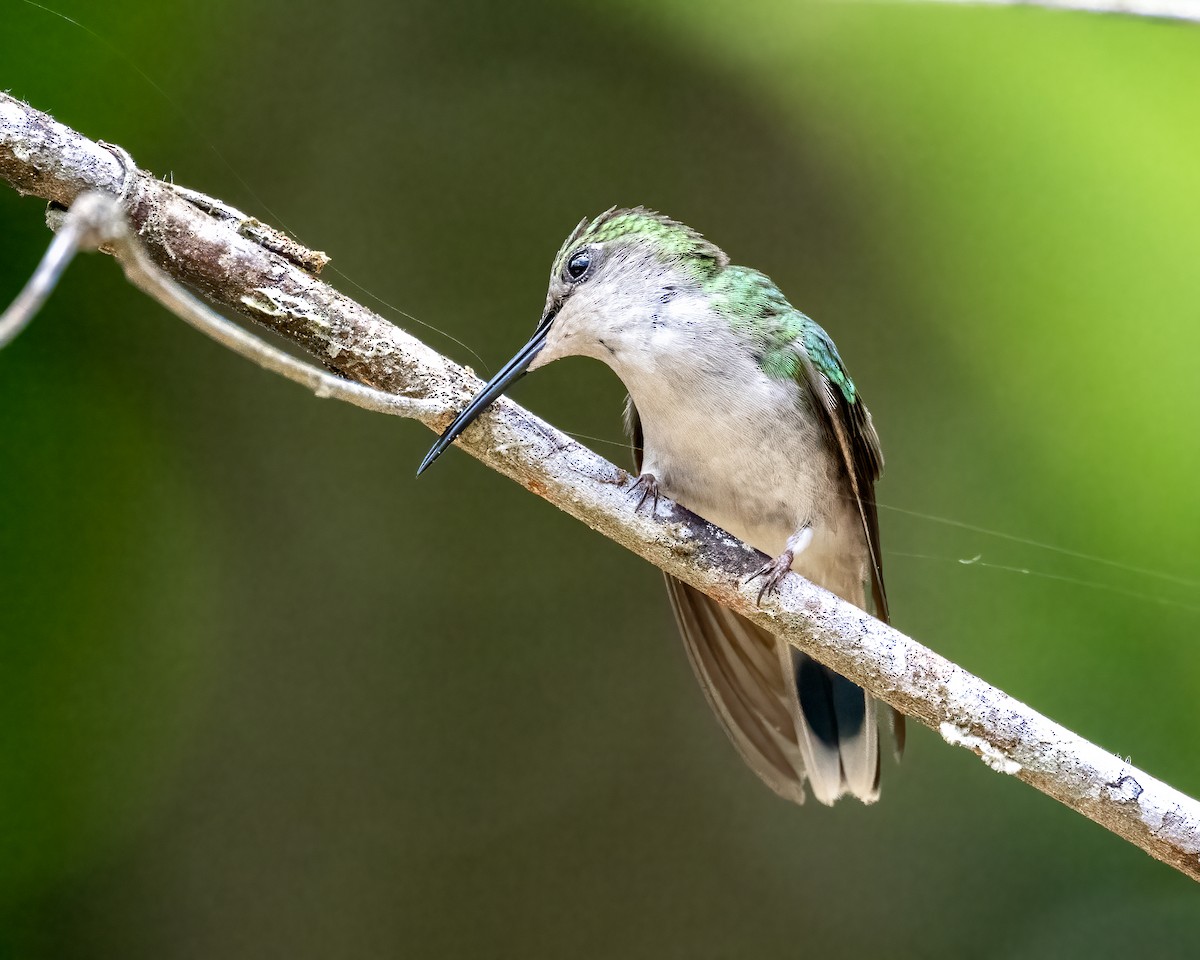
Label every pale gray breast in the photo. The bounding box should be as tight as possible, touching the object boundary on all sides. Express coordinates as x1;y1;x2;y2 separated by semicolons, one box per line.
632;354;840;548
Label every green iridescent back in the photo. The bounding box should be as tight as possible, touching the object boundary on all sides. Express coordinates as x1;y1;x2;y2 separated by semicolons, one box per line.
707;265;860;407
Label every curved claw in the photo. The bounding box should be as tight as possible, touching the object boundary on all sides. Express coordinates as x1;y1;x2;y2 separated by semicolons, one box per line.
628;472;661;514
745;549;795;605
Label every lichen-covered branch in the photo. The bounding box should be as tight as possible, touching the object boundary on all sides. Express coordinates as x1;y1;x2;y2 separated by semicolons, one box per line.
2;91;1198;881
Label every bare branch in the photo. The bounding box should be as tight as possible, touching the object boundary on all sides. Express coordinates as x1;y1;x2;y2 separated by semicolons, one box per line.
2;91;1198;881
894;0;1200;22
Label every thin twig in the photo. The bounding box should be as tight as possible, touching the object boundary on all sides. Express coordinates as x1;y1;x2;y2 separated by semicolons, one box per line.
106;206;439;421
0;194;114;347
3;191;440;419
2;91;1198;881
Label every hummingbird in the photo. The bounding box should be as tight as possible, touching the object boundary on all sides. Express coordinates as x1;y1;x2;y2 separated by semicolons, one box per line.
418;208;903;805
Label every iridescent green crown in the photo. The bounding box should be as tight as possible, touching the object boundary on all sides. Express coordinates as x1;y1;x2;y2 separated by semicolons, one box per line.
552;207;729;278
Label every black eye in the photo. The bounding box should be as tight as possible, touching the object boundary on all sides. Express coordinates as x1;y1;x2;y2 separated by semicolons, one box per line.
564;247;592;283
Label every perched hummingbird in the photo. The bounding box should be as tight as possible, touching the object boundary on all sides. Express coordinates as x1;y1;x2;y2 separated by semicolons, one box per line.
419;208;903;805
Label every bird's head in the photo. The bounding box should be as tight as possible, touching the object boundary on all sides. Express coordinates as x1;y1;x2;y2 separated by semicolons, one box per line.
417;208;728;474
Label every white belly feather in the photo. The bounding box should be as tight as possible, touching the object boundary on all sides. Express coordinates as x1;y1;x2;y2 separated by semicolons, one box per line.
614;316;870;606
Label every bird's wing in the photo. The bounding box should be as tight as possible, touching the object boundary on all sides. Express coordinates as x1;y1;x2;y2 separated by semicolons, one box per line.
794;323;889;621
792;325;905;756
666;576;816;803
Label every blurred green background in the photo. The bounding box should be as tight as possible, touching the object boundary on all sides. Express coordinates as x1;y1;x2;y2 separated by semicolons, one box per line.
2;0;1199;955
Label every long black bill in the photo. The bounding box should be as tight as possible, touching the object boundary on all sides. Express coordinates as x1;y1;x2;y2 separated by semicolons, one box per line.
416;311;555;475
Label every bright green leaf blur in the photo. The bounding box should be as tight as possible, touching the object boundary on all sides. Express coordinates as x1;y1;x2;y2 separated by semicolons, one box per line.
2;1;1197;956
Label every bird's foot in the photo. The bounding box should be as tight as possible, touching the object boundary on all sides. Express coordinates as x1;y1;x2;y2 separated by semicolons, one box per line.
746;549;795;605
628;472;661;514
